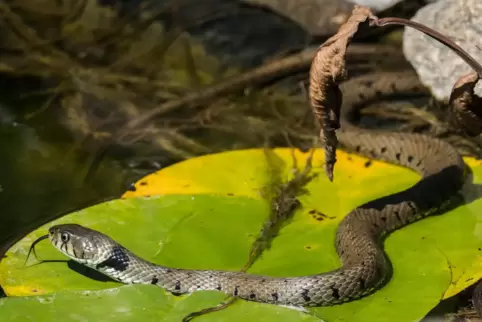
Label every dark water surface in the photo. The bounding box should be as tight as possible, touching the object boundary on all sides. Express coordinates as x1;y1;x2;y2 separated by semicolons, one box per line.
0;116;137;255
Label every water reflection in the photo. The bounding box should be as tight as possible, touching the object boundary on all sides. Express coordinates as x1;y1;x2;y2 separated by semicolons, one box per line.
0;117;143;255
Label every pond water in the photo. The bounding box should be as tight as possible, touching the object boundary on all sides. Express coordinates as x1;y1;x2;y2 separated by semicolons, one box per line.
0;112;135;256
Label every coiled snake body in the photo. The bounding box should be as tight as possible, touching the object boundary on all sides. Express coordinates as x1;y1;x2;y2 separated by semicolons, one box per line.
47;72;467;307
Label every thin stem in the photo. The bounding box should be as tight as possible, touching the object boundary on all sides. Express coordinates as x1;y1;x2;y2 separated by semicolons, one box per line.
370;17;482;77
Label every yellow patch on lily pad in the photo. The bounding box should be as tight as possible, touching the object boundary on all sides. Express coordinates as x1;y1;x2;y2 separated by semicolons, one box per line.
122;148;417;203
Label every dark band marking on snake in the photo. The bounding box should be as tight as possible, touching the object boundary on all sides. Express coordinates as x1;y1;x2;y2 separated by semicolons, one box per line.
33;71;467;307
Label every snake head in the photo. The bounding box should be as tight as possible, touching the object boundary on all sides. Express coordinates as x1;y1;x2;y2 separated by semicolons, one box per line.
48;224;116;266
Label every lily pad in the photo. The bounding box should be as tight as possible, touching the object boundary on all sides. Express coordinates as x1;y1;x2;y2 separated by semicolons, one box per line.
0;285;319;322
1;148;482;322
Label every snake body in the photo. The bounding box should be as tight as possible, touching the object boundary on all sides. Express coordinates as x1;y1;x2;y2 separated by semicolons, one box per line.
48;71;467;307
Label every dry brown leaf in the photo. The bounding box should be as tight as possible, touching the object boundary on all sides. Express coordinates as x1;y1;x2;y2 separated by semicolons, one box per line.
448;72;482;137
308;5;482;182
309;5;374;181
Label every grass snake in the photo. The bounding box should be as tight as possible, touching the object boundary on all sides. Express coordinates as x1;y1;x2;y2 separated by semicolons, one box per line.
45;71;468;307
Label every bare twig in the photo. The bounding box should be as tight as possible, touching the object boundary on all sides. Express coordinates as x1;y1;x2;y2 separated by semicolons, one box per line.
0;2;72;61
369;17;482;77
114;44;401;141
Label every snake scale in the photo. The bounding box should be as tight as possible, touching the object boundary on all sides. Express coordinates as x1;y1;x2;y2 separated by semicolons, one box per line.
46;71;467;307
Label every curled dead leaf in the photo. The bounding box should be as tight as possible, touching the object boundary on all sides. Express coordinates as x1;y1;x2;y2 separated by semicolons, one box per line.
448;72;482;137
309;4;482;182
309;5;375;181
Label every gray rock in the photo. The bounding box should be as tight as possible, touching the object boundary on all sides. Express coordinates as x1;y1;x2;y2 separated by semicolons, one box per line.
403;0;482;101
345;0;404;11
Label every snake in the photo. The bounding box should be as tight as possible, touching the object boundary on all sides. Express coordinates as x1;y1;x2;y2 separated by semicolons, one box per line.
42;70;468;307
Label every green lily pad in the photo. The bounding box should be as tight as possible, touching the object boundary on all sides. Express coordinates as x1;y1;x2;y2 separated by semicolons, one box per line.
0;285;319;322
1;195;268;296
1;148;482;322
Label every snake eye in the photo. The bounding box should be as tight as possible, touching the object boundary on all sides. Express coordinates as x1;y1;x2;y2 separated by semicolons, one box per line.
60;232;70;243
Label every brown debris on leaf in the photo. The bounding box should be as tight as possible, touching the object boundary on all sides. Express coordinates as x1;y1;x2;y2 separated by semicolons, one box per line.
309;5;375;181
448;72;482;137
